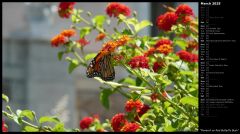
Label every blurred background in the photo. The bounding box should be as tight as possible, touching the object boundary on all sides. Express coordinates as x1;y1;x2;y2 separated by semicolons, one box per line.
2;2;198;131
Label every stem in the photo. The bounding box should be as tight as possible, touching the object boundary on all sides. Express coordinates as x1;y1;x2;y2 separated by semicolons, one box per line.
115;88;131;99
73;50;87;67
123;20;135;35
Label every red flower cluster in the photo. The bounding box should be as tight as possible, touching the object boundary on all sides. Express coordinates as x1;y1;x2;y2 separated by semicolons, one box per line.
95;33;106;42
150;93;159;102
61;29;76;37
51;29;76;47
153;62;165;72
176;50;198;63
144;47;155;57
176;4;194;16
156;4;194;31
77;38;90;47
155;39;173;55
51;34;67;47
137;104;150;117
155;39;173;48
121;122;140;132
156;12;178;31
128;56;149;69
156;44;173;55
106;2;131;17
58;2;76;18
180;15;192;24
125;99;144;113
2;120;7;132
79;115;99;130
111;113;128;132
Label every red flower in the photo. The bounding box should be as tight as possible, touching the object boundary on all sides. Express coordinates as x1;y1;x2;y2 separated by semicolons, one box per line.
155;39;173;48
176;50;198;62
77;38;90;47
180;33;189;38
106;2;131;17
121;122;140;132
144;47;155;57
128;56;149;69
179;15;192;24
2;120;8;132
156;44;173;55
153;62;165;72
125;99;144;113
95;33;106;41
51;34;68;47
134;104;150;121
175;4;194;16
60;29;76;38
156;12;178;31
150;93;159;102
138;104;150;116
79;117;94;130
111;113;128;132
58;2;76;18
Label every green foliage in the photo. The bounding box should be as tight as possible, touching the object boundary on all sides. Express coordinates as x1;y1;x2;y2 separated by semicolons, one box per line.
39;116;60;124
180;96;198;108
92;15;107;29
100;89;113;110
2;93;9;102
84;53;97;61
79;27;92;38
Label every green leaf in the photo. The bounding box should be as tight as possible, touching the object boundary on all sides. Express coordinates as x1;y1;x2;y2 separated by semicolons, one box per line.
164;118;176;132
167;107;175;114
100;89;113;109
79;27;92;38
2;94;9;102
121;29;132;35
126;18;138;25
52;123;65;132
174;38;188;50
140;113;156;124
58;51;64;61
68;59;79;74
135;20;152;33
20;110;35;121
119;77;135;85
39;116;60;124
92;15;106;28
24;126;39;132
180;96;198;108
84;53;97;61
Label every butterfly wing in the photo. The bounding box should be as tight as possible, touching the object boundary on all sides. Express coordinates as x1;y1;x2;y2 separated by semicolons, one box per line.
86;53;115;81
86;53;102;78
100;54;115;81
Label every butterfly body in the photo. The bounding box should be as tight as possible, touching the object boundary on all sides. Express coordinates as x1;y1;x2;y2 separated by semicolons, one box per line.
86;52;115;81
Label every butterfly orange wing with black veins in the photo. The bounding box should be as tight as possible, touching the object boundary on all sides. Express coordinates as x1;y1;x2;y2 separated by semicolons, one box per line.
86;52;115;81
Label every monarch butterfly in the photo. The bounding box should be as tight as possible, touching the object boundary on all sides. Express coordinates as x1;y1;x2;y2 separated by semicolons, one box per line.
86;53;115;81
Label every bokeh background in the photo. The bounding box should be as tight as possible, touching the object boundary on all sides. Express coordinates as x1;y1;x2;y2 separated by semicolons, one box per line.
2;2;198;131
